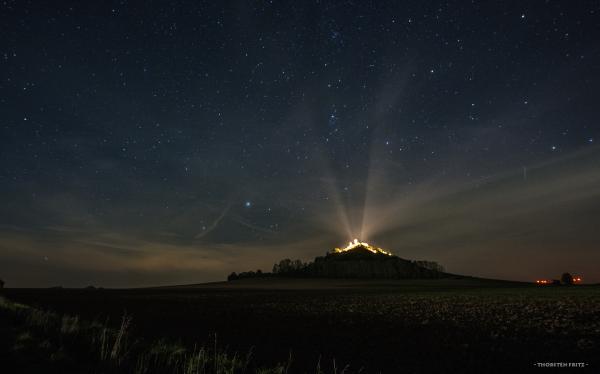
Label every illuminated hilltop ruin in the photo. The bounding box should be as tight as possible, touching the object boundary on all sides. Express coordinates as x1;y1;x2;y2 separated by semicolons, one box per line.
309;239;446;279
229;239;447;280
333;239;393;256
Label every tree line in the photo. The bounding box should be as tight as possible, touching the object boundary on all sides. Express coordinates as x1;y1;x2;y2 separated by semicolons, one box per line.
227;258;312;281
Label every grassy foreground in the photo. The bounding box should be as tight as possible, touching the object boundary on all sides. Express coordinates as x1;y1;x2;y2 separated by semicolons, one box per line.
3;279;600;373
0;296;302;374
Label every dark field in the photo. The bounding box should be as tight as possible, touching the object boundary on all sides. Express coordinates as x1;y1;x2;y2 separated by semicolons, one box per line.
2;278;600;373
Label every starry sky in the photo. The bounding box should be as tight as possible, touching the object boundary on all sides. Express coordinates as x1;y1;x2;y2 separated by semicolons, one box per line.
1;1;599;287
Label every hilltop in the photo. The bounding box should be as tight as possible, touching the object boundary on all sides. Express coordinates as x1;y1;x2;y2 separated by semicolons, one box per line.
229;239;449;281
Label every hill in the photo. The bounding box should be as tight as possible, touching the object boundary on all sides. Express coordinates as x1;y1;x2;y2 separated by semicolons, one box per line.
229;239;449;281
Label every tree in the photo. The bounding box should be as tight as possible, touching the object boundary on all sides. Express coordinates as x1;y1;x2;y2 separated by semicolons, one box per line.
227;272;239;281
561;272;573;285
274;259;293;274
0;278;4;289
293;259;304;271
272;258;309;276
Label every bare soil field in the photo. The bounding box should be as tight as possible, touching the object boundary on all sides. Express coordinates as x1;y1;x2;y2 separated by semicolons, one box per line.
2;278;599;373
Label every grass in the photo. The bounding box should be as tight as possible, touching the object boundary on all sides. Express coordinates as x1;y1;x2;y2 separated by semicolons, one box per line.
0;296;300;373
2;279;600;373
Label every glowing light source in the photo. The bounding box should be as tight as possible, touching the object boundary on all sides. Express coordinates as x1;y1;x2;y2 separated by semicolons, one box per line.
333;238;393;256
535;276;583;285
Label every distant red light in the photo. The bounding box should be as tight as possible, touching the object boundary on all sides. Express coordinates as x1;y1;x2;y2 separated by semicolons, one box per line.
535;276;583;285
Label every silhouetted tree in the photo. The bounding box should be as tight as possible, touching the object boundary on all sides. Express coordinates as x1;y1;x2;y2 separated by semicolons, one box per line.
239;271;256;279
271;259;310;277
293;259;303;270
0;278;4;289
230;270;272;280
561;273;573;285
276;259;293;274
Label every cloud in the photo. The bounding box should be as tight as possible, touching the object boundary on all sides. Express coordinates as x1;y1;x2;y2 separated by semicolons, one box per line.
358;146;600;281
0;223;333;287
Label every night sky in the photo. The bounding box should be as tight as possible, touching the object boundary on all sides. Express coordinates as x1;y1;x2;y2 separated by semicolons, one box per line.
1;1;599;287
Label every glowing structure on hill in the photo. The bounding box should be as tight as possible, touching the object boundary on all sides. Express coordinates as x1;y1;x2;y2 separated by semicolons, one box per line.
333;239;393;256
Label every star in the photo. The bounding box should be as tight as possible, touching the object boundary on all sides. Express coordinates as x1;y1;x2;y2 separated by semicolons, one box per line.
1;0;599;289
